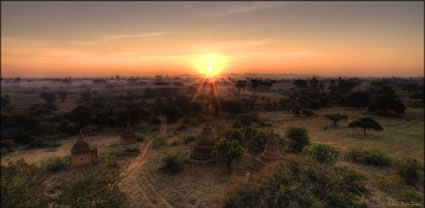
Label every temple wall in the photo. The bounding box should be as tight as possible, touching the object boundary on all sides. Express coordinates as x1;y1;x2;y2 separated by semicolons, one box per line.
72;152;93;167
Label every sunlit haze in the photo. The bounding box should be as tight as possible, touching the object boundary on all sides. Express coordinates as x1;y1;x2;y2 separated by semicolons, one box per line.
1;1;424;77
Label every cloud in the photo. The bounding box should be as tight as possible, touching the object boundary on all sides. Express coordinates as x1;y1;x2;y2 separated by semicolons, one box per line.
65;41;97;46
102;32;174;41
204;2;289;17
66;31;174;46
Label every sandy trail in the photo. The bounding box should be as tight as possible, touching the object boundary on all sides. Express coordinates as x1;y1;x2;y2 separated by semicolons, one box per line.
120;117;174;208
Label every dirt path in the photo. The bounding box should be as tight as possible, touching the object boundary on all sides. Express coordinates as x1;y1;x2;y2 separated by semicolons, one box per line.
119;117;174;208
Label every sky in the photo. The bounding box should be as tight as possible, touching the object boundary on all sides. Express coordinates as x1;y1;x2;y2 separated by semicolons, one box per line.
1;1;424;77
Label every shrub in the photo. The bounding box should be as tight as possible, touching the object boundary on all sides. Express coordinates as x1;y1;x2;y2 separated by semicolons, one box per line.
349;117;383;136
223;128;244;144
136;134;145;142
345;147;391;167
232;120;243;129
324;113;348;126
247;129;269;154
183;135;197;144
304;143;340;164
302;109;316;116
238;113;260;126
1;161;50;208
150;116;161;125
151;137;167;149
40;156;71;173
159;154;184;174
395;158;424;187
222;156;369;208
1;140;14;152
399;188;421;203
285;127;310;153
212;138;244;172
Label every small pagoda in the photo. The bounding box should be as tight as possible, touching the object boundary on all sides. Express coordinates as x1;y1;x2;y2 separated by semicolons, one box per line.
249;129;281;172
191;121;216;160
71;129;98;168
120;119;137;145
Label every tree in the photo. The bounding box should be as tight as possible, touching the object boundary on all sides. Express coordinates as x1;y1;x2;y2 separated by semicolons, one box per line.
39;91;57;104
285;127;310;152
368;95;406;114
212;138;244;172
347;91;370;108
349;117;383;136
79;91;92;103
324;113;348;126
236;80;247;96
53;166;129;208
223;128;244;145
294;79;308;88
57;90;68;103
1;94;11;107
1;160;50;208
309;76;319;89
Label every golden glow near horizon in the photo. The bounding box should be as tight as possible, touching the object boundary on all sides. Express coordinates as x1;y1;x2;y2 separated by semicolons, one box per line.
1;2;424;77
192;54;228;77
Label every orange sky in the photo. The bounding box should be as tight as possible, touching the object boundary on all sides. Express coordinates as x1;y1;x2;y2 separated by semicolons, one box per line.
1;2;424;77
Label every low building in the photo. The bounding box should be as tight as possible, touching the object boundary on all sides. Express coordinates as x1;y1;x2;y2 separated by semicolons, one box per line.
71;130;98;168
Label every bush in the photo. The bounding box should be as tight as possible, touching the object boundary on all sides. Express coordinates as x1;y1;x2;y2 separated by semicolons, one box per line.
151;137;167;149
395;158;424;187
150;116;161;125
238;113;260;126
40;156;71;172
222;156;369;208
285;127;310;153
302;109;316;116
345;147;392;167
136;134;145;142
232;120;243;129
304;143;340;164
159;154;184;174
183;135;197;144
212;138;244;172
223;128;244;144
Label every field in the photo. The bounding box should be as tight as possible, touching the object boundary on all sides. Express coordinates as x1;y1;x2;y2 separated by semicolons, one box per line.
1;77;424;208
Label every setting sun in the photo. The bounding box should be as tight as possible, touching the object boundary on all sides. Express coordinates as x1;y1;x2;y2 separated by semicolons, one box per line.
192;54;228;77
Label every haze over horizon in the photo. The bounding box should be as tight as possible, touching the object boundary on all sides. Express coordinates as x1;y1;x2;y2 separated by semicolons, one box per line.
1;1;424;78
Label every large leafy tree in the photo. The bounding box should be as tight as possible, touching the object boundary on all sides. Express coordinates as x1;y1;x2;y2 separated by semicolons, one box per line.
212;138;244;172
1;161;50;208
349;117;383;136
324;113;348;126
285;127;310;153
222;157;369;208
53;166;129;208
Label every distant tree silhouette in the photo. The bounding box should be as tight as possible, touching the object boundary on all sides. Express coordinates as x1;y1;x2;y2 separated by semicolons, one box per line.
347;91;370;108
1;94;11;107
57;91;68;103
236;80;247;96
294;79;308;88
324;113;348;126
39;91;57;104
349;117;383;136
309;76;319;89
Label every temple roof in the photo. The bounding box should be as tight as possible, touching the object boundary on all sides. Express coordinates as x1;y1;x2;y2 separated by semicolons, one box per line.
261;129;280;160
71;129;91;154
197;121;215;145
121;119;136;139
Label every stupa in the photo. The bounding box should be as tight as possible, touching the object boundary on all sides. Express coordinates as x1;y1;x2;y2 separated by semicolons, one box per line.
191;121;216;160
120;120;137;145
71;129;98;168
249;129;281;172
